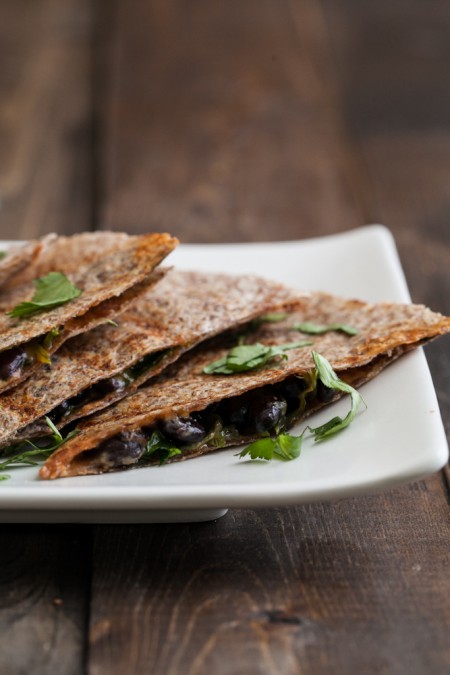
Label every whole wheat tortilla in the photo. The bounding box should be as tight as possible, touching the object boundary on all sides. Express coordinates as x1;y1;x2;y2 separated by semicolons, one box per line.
0;270;302;444
0;232;177;393
0;234;56;288
3;231;132;289
39;293;450;479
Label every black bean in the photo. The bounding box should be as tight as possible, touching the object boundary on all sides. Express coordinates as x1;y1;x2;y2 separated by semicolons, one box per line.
316;379;335;403
47;399;71;423
96;431;146;469
219;393;252;432
92;376;128;396
278;376;307;413
248;392;287;434
159;416;206;445
0;347;28;380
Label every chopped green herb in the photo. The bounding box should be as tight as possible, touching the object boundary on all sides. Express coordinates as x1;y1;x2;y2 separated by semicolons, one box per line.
308;351;364;440
143;430;181;465
104;319;119;327
42;327;61;349
239;351;365;462
7;272;82;319
238;432;303;461
293;322;358;336
0;251;7;261
203;340;312;375
0;417;80;477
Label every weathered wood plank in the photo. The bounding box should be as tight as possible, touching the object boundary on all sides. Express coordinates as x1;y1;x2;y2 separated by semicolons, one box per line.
95;0;366;240
321;0;450;471
89;475;450;675
0;0;93;240
0;525;91;675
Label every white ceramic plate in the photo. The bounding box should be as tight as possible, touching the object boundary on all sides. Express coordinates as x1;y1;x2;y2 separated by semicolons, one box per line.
0;225;448;522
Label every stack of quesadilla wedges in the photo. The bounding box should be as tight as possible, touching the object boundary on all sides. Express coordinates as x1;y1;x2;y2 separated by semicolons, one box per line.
0;269;302;446
0;232;177;393
0;232;449;481
38;292;450;479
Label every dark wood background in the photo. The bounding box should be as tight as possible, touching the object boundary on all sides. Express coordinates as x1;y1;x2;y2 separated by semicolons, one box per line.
0;1;449;673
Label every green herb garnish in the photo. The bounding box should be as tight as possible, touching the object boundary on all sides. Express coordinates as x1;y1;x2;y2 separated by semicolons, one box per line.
238;432;303;461
0;417;80;478
293;322;358;336
7;272;82;319
0;251;7;261
143;430;181;465
203;340;312;375
308;351;364;440
239;351;365;461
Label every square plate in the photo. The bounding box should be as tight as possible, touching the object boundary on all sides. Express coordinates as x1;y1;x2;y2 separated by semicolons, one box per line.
0;225;448;522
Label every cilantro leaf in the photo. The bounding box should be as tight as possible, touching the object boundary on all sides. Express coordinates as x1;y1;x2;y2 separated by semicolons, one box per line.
293;322;358;336
0;251;7;261
203;340;312;375
0;417;80;478
308;351;364;440
7;272;82;319
143;430;181;465
238;432;303;461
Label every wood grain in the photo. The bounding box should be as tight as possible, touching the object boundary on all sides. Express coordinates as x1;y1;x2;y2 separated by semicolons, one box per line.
0;525;91;675
95;0;366;240
0;0;93;240
89;476;450;675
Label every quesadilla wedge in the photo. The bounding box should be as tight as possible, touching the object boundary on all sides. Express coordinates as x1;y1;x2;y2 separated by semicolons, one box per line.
0;270;302;446
35;293;450;479
0;232;177;394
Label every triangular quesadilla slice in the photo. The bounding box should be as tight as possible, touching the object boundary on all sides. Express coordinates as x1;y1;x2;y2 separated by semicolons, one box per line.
36;293;450;479
0;232;177;393
0;270;302;446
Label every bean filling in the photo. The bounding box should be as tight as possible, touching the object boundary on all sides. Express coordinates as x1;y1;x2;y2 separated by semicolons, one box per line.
81;373;336;471
48;349;170;424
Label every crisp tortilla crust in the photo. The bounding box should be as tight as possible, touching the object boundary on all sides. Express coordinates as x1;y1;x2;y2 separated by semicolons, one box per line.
0;232;177;392
0;234;56;288
40;293;450;479
0;270;303;444
3;231;132;289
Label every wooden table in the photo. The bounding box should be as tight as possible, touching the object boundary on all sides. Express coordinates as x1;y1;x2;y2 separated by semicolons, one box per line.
1;1;449;673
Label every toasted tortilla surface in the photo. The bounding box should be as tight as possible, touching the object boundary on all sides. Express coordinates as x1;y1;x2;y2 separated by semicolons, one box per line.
0;232;177;392
0;270;303;444
39;293;450;479
0;235;56;288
